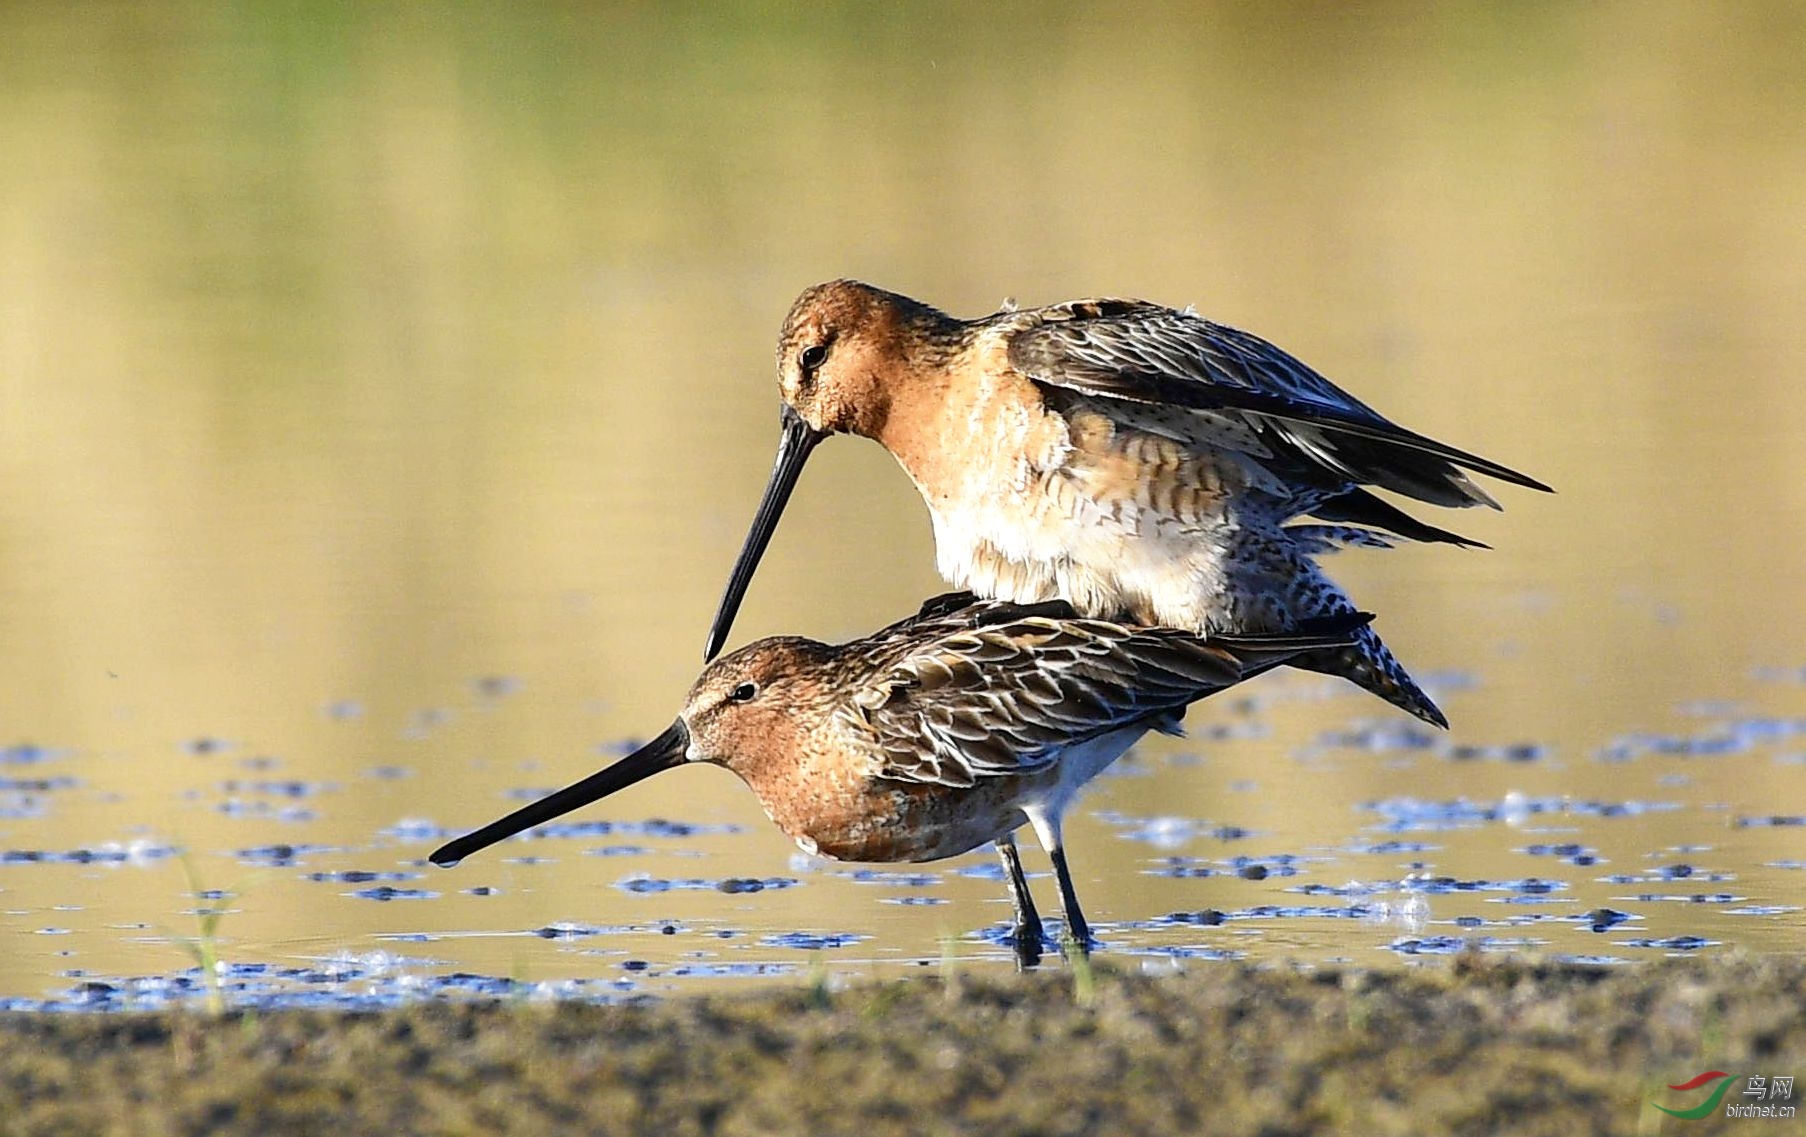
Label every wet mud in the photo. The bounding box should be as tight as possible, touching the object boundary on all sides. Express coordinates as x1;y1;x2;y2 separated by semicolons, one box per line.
1;954;1801;1136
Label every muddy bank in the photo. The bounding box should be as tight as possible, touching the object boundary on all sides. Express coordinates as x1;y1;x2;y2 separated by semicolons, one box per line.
1;954;1800;1136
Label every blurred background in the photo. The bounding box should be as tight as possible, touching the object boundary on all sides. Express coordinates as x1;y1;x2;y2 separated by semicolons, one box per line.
1;2;1802;1002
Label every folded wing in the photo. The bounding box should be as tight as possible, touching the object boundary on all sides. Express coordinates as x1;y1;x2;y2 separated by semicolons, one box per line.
849;612;1366;790
1008;300;1551;510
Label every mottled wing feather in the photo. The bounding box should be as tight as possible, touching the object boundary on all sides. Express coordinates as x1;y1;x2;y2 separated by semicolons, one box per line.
1009;300;1551;506
855;617;1272;790
1016;300;1388;417
1284;525;1399;555
885;593;1080;648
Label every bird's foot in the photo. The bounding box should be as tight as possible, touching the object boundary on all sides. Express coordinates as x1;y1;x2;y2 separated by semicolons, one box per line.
1058;921;1096;962
1007;922;1045;970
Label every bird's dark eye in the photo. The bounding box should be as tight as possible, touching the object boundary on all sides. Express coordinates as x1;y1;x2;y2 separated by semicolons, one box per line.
799;344;827;371
728;681;759;703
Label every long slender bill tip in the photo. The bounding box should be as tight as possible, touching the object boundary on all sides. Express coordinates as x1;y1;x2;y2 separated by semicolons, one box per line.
703;407;824;661
422;721;691;867
704;587;745;661
703;625;728;662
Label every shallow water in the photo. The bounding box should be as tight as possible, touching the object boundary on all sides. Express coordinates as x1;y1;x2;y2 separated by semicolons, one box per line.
2;3;1804;1010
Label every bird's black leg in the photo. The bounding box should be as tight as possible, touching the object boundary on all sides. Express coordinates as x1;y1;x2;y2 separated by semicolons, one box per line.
1025;807;1096;958
1048;845;1093;954
911;590;979;621
969;598;1078;628
995;836;1043;969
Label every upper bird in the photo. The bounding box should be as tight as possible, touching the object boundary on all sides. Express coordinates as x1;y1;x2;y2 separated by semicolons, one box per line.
705;280;1549;727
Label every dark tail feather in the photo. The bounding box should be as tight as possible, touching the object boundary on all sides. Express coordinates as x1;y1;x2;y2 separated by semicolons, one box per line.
1292;623;1448;729
1207;612;1373;656
1209;612;1377;683
1310;489;1487;549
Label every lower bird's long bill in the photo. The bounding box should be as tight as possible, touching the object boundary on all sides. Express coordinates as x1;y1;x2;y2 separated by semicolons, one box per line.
704;403;823;660
429;721;689;867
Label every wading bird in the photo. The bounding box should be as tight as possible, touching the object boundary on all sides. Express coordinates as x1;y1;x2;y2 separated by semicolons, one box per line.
706;281;1548;727
433;595;1363;966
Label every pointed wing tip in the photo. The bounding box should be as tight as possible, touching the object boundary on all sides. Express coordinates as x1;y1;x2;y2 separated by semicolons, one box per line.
1486;467;1554;495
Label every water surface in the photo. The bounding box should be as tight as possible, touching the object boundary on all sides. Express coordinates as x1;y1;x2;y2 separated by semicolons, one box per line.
1;2;1803;1008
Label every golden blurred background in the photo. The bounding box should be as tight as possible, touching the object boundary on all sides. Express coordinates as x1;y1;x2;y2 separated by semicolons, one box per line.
0;2;1802;998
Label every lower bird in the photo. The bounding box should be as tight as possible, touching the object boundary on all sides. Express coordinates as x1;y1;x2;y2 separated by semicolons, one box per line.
705;281;1550;727
432;594;1364;966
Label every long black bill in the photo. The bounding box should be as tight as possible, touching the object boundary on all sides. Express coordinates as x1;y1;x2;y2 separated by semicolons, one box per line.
704;404;824;660
429;721;689;867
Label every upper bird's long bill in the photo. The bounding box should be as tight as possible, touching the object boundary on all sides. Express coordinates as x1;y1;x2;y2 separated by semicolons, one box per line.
429;721;689;867
704;404;824;660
